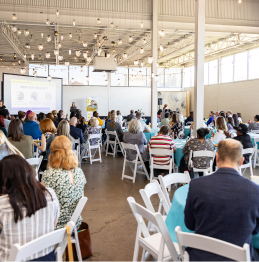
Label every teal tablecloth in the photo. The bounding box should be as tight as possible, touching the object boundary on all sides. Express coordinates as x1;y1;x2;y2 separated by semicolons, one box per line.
165;184;259;248
174;139;186;167
249;133;259;149
124;129;159;143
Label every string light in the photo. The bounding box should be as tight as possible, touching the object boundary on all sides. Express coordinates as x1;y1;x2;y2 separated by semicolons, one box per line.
129;36;133;42
69;33;72;39
75;50;81;57
46;35;51;42
45;52;50;58
24;29;29;36
143;39;146;44
98;47;102;56
56;10;59;17
94;33;97;38
80;66;84;72
41;33;44;38
74;56;78;62
38;44;43;51
73;19;75;26
238;0;241;3
60;34;64;41
23;54;26;59
54;49;59;55
141;21;143;28
111;22;114;28
140;48;144;54
18;59;21;65
58;55;63;61
148;56;153;64
20;68;26;74
87;57;91;63
11;26;17;32
83;41;88;47
17;29;21;35
69;49;71;55
25;43;30;49
31;53;34;60
57;42;62;48
46;19;50;26
65;60;69;66
107;53;110;58
118;39;122;45
140;61;144;67
123;53;127;59
97;18;101;25
160;44;163;51
12;14;17;21
83;52;88;58
134;60;139;66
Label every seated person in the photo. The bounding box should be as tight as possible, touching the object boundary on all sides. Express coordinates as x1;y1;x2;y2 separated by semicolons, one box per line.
207;111;215;126
226;116;234;131
185;111;193;125
0;116;7;136
157;109;162;122
18;111;26;124
248;115;259;131
42;136;86;230
211;116;227;143
0;155;59;261
184;139;259;261
181;128;215;176
136;112;150;133
225;123;253;164
171;114;184;139
161;112;170;126
123;119;150;173
70;117;84;144
107;113;124;141
23;112;42;141
127;110;135;122
77;116;87;134
147;126;176;177
89;111;103;127
84;117;101;145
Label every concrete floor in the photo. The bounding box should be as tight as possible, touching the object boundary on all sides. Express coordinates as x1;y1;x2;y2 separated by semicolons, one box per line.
81;148;257;261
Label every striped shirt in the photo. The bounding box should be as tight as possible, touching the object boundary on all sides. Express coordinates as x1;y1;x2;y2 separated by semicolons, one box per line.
0;188;60;261
147;135;176;165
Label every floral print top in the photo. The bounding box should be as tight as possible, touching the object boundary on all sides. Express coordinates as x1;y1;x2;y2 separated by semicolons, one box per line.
171;122;185;139
182;138;215;169
42;167;86;230
84;127;101;146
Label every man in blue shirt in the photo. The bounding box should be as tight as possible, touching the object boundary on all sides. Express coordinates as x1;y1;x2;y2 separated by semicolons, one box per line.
207;111;215;126
23;112;42;140
69;117;84;144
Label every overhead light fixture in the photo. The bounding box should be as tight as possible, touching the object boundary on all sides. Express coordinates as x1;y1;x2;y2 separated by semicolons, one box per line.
111;22;114;28
20;68;26;74
54;49;59;55
29;34;34;42
111;41;115;47
112;49;116;54
129;36;133;42
134;60;139;66
65;60;69;66
46;35;51;42
47;75;52;81
86;76;89;82
160;30;165;37
83;52;88;58
25;43;30;49
97;47;102;56
74;56;78;62
107;53;110;58
73;19;75;26
80;66;84;72
123;53;127;59
77;36;83;44
141;21;143;28
140;61;144;67
75;50;81;57
56;10;59;17
31;53;34;60
18;59;21;65
58;55;63;61
94;33;97;38
38;44;43;51
60;34;64;41
12;14;17;21
24;29;29;36
143;38;146;44
238;0;241;2
87;57;91;63
148;56;153;64
140;48;144;54
57;42;62;48
119;57;122;61
160;44;163;51
45;52;50;59
46;19;50;26
83;41;88;47
23;54;26;59
69;49;71;55
17;29;21;35
69;33;72;39
97;18;101;25
118;39;122;45
11;26;17;32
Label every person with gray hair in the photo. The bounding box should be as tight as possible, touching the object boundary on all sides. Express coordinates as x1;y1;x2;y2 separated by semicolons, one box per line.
226;110;232;117
123;119;150;174
171;113;184;139
69;117;84;145
136;112;150;133
84;117;101;146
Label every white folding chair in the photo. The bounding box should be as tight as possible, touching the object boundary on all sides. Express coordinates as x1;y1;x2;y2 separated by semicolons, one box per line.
139;180;170;233
74;138;81;167
253;138;259;168
188;150;216;176
175;226;250;261
34;146;40;158
69;197;88;262
8;221;75;261
105;130;124;157
127;197;180;262
251;130;259;134
26;156;43;181
121;142;149;182
149;148;176;181
158;172;191;206
239;147;256;176
81;134;102;164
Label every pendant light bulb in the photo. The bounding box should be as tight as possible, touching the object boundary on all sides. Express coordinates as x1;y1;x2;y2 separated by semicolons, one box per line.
118;39;122;45
69;49;71;55
69;33;72;39
148;56;153;64
86;76;89;82
12;14;17;21
46;19;50;26
83;41;88;47
129;36;133;42
94;33;97;39
60;34;64;41
107;53;110;58
80;66;84;72
31;53;34;60
65;60;69;66
75;50;81;57
97;18;101;25
45;52;50;59
83;52;88;58
123;53;127;59
140;48;144;54
160;44;163;51
111;22;114;28
73;19;75;26
46;35;51;42
38;44;43;51
141;21;143;28
56;10;59;17
17;29;21;35
12;26;17;32
24;29;29;36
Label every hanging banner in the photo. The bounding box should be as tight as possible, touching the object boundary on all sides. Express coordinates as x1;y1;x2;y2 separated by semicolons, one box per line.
86;97;98;121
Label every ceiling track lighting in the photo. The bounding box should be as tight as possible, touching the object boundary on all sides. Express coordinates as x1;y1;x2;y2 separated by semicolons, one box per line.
97;48;102;56
80;66;84;72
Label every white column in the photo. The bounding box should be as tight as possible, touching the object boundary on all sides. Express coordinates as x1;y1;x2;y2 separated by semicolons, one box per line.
193;0;205;136
151;0;158;129
107;72;111;112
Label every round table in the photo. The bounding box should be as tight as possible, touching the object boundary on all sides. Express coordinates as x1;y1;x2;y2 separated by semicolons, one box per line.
123;129;159;143
173;139;186;167
165;184;259;248
249;133;259;149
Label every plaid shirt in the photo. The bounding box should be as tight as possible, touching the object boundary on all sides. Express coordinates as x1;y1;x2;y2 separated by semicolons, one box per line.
0;188;60;261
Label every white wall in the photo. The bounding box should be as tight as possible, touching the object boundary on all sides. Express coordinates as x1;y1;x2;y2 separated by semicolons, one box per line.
184;78;259;122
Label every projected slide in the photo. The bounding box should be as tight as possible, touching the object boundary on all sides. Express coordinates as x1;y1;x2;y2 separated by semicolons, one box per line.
11;79;56;112
3;74;62;114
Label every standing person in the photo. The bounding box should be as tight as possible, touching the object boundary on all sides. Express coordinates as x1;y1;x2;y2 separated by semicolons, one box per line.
211;116;227;143
117;110;123;126
23;112;42;141
70;102;77;118
127;110;135;122
69;117;84;145
184;139;259;261
42;136;86;230
237;112;243;123
248;115;259;131
0;116;7;136
0;109;11;132
18;111;26;124
8;119;34;159
107;114;124;141
161;104;168;120
0;155;60;261
161;112;170;126
0;100;6;110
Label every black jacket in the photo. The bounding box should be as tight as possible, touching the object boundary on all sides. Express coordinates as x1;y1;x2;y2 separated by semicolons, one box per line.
126;113;135;122
233;134;253;164
184;168;259;261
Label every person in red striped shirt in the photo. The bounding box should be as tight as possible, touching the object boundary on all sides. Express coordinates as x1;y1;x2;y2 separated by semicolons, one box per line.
147;126;176;177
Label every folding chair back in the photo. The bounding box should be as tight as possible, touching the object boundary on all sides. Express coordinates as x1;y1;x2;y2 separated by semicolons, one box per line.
251;130;259;134
105;130;124;157
26;156;43;180
127;197;179;262
158;172;191;206
149;148;175;181
8;221;75;261
121;142;149;183
239;147;256;176
74;138;81;166
175;226;250;261
253;137;259;168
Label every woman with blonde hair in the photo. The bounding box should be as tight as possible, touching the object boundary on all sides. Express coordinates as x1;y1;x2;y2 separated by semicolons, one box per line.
211;116;227;143
42;136;86;230
0;129;23;160
44;120;75;163
84;117;101;145
107;113;124;141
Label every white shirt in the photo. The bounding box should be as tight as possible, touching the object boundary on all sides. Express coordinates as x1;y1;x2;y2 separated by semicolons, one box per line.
212;130;226;143
117;115;123;126
238;117;242;123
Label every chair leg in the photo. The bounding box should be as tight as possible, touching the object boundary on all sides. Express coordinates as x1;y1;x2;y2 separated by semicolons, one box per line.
89;149;92;164
250;164;253;177
99;145;102;163
150;168;154;181
133;161;138;183
133;232;140;262
254;150;257;168
113;142;116;157
106;141;108;156
122;156;126;180
74;230;83;262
